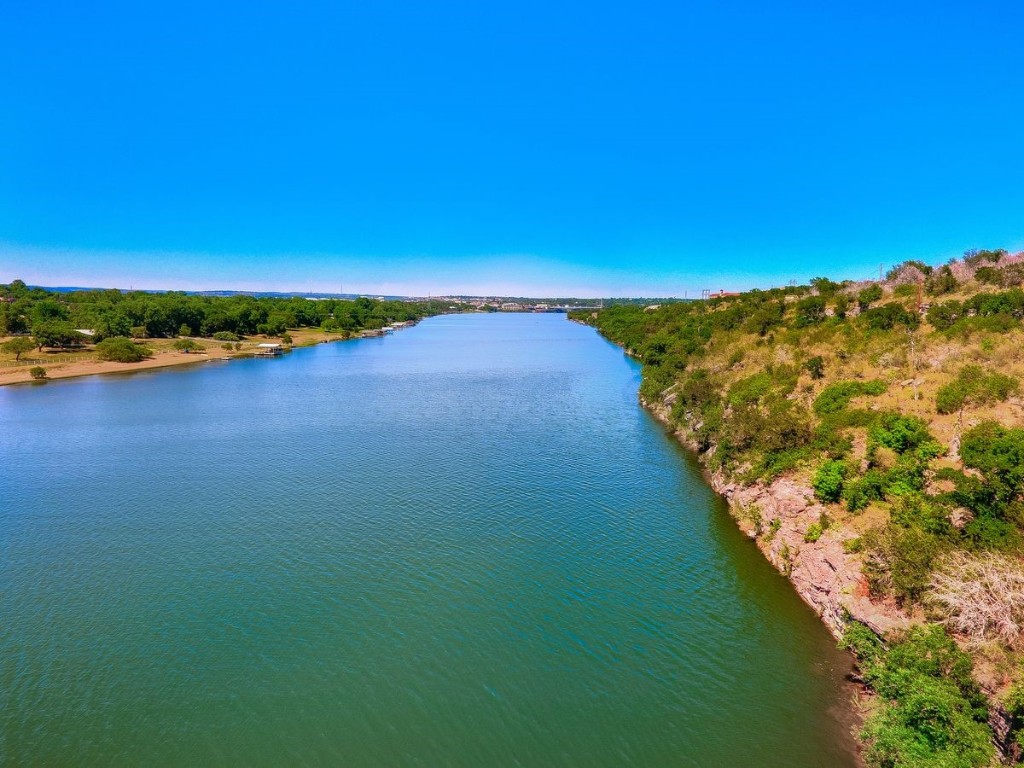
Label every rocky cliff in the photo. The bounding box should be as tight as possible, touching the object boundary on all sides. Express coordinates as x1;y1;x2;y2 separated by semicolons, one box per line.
644;397;909;640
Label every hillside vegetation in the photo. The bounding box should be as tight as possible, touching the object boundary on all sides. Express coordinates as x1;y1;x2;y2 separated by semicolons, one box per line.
573;248;1024;766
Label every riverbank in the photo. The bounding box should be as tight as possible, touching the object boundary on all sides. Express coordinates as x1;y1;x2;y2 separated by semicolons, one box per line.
571;261;1024;764
642;394;909;640
0;327;379;386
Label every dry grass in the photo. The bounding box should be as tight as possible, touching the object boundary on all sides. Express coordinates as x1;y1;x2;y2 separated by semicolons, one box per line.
929;551;1024;647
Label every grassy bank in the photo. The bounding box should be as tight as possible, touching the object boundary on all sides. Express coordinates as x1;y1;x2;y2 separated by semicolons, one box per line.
0;284;465;385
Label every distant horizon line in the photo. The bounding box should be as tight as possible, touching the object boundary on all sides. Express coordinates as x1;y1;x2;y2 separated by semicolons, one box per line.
14;283;688;302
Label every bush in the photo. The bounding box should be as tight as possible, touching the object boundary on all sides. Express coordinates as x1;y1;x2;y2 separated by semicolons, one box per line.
1005;684;1024;750
862;302;920;331
844;470;887;512
926;265;958;296
935;365;1017;414
813;460;846;503
29;366;46;380
212;331;240;341
793;295;827;327
728;371;773;406
842;624;993;768
868;413;938;456
858;284;884;310
813;380;886;415
172;339;204;353
863;523;945;603
95;337;152;363
833;294;851;318
803;356;825;380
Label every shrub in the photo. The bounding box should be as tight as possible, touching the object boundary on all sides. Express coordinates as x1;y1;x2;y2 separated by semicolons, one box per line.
975;266;1002;285
844;470;887;512
803;355;825;380
833;294;851;318
804;520;825;543
935;365;1018;414
29;366;46;380
212;331;240;341
1006;684;1024;750
794;295;827;327
843;624;993;768
727;371;772;406
172;339;204;353
862;302;920;331
813;459;846;503
95;337;152;363
926;265;958;296
868;413;938;456
813;380;887;416
858;284;884;310
863;523;945;603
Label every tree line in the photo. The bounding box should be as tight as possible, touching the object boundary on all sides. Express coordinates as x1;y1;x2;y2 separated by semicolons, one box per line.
0;280;459;348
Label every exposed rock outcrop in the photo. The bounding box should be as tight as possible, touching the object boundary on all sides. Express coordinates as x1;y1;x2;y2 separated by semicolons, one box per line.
644;397;909;640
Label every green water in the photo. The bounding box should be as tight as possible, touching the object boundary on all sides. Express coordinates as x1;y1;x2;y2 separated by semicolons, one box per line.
0;313;856;766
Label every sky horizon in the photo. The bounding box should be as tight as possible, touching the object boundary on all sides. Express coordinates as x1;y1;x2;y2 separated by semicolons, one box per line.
4;2;1024;297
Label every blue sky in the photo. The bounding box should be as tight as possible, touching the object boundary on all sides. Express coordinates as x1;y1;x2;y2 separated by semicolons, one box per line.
3;1;1023;296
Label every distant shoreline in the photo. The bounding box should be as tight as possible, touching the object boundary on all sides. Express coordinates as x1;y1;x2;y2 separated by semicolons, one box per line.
0;327;373;387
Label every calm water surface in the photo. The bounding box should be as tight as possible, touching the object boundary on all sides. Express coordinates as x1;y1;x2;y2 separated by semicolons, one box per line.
0;313;856;766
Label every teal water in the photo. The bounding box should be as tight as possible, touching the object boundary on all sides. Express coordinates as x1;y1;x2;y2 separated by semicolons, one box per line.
0;313;857;767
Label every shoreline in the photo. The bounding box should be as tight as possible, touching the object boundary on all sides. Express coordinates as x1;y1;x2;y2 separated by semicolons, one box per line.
0;328;377;387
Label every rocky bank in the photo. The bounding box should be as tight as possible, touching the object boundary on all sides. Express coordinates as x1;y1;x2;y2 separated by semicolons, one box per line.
643;396;909;639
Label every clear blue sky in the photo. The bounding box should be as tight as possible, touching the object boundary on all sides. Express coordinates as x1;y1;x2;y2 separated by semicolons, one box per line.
3;1;1023;296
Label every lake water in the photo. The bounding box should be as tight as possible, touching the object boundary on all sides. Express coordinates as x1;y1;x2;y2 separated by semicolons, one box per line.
0;312;857;766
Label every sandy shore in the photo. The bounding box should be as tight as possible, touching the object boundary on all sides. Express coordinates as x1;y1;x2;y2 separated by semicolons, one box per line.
0;328;353;387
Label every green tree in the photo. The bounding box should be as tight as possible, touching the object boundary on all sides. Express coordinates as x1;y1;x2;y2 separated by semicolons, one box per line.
29;366;47;380
794;296;827;327
33;321;85;350
95;337;152;362
2;336;36;361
